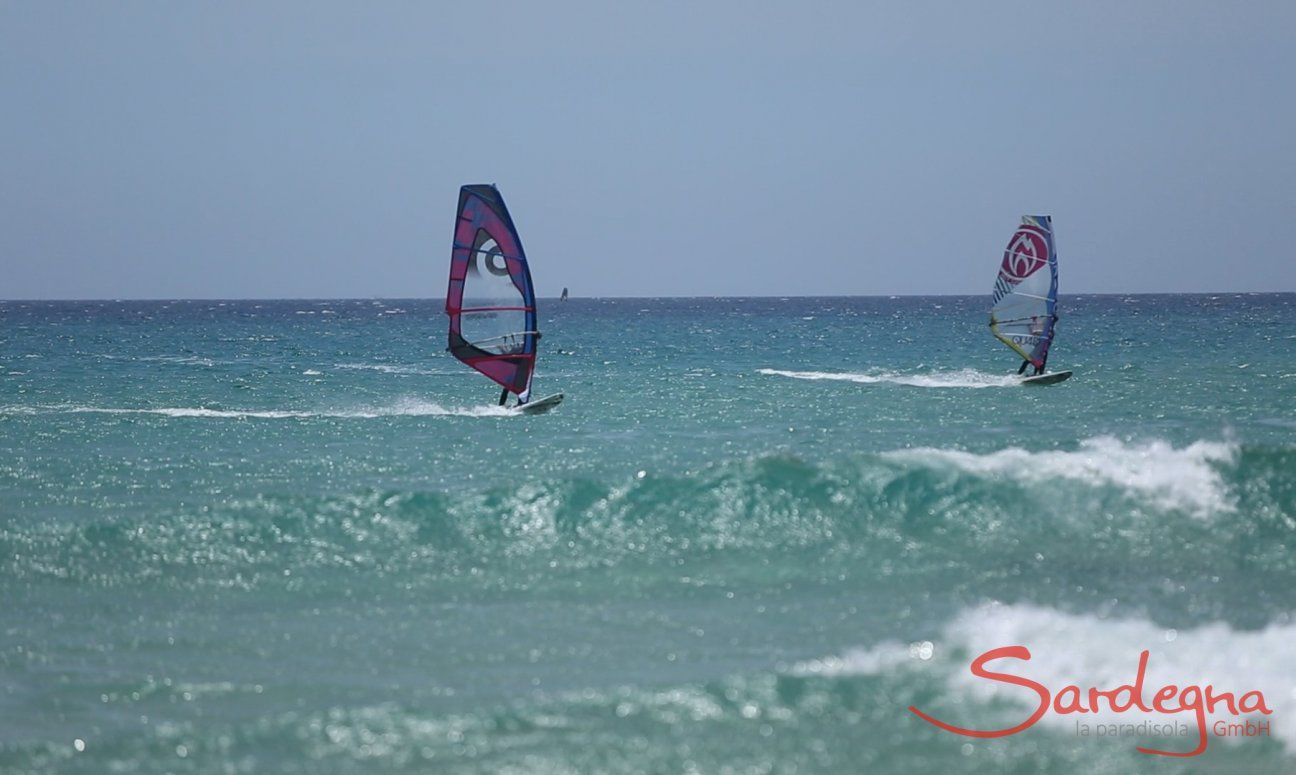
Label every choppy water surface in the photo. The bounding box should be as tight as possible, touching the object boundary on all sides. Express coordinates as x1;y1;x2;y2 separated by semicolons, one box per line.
2;295;1294;772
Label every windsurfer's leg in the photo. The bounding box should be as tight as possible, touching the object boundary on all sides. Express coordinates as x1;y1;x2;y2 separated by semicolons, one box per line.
1018;360;1029;375
498;387;509;406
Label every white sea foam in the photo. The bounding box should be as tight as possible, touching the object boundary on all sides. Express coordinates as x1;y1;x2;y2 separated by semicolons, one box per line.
0;398;514;420
758;367;1021;389
884;436;1237;517
81;406;314;419
98;354;219;367
0;404;43;415
797;602;1296;750
335;362;447;376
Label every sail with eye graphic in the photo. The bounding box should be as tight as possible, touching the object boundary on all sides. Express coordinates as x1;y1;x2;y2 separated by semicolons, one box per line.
989;215;1065;378
446;185;564;411
446;184;540;401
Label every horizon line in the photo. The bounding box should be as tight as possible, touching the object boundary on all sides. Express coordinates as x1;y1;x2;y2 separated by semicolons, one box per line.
2;290;1293;303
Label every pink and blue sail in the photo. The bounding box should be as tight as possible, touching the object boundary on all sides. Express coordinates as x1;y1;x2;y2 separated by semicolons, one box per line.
446;184;539;402
989;215;1059;370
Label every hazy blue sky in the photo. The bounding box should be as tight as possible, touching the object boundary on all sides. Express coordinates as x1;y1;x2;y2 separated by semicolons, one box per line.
2;1;1293;298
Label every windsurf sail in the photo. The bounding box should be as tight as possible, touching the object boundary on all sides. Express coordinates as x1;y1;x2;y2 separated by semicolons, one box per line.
989;215;1058;371
446;184;539;402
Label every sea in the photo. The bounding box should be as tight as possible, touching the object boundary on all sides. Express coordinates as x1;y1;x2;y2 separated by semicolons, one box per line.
1;294;1293;773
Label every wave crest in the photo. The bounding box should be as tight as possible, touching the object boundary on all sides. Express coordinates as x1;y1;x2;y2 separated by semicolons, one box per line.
803;601;1296;748
885;436;1237;517
3;439;1285;591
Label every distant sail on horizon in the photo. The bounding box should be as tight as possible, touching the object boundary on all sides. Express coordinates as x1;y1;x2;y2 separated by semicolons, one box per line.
446;184;539;402
989;215;1059;371
560;287;568;301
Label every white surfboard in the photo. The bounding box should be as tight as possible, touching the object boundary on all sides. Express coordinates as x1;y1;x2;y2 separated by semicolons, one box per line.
1021;370;1073;386
516;393;564;415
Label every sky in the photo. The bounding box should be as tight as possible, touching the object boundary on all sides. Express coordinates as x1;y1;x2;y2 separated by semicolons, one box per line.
2;1;1294;299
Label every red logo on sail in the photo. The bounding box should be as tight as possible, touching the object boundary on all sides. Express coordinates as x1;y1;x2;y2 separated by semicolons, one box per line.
1000;226;1049;283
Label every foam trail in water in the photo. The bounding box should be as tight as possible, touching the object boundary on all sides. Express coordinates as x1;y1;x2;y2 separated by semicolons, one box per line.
884;436;1237;517
759;368;1021;389
796;602;1295;749
335;362;450;376
97;354;230;367
1;398;515;420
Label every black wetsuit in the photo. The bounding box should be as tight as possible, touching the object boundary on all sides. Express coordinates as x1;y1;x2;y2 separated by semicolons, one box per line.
1019;359;1046;376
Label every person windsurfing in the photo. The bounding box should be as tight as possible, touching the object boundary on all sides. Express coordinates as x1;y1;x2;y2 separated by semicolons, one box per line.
990;216;1067;382
1018;357;1046;376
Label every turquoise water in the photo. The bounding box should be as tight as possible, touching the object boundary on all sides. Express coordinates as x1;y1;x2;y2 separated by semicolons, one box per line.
2;295;1294;772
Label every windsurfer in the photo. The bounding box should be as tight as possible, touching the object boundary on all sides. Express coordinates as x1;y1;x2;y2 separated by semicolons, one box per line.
1019;359;1046;376
498;387;530;407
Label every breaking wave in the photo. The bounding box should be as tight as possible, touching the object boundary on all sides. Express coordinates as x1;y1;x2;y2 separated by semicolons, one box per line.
884;436;1238;518
14;602;1290;771
799;601;1296;749
3;439;1289;594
